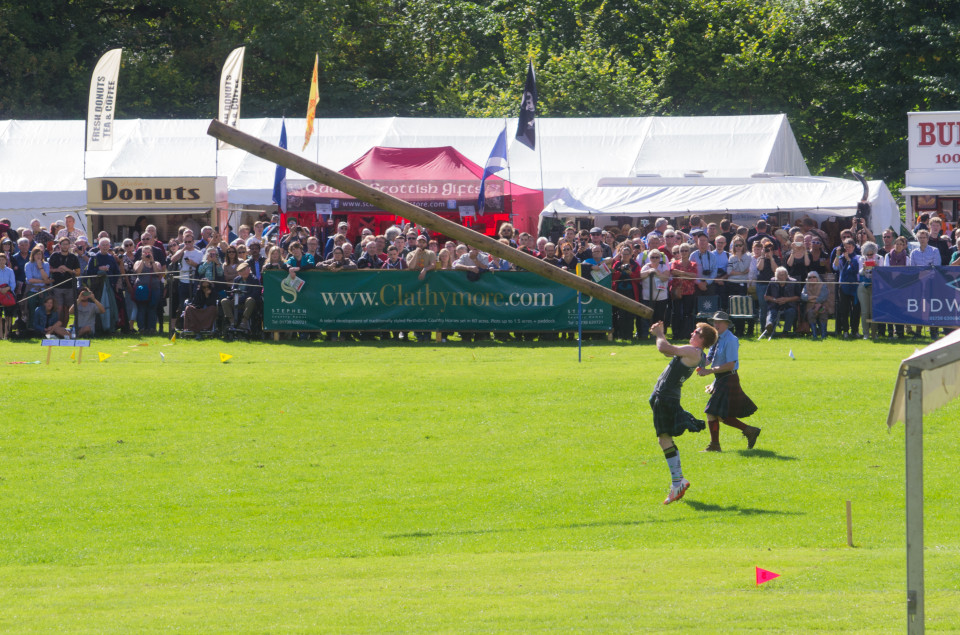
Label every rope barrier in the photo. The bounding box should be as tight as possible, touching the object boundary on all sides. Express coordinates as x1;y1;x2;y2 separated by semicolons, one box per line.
17;265;865;309
16;269;266;307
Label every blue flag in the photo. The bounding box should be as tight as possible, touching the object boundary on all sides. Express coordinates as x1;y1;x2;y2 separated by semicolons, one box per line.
478;128;508;215
272;119;288;213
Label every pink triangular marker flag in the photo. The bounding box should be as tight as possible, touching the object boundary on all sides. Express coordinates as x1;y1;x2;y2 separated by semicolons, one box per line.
756;567;780;586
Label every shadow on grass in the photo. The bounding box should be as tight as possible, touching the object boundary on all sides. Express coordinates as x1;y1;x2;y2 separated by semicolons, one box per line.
734;448;799;461
684;500;802;516
386;517;681;539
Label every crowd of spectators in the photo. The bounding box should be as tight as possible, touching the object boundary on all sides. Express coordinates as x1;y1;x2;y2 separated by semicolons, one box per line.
1;209;957;342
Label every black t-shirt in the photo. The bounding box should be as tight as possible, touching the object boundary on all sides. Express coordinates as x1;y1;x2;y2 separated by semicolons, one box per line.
755;254;779;282
784;251;809;281
48;252;80;285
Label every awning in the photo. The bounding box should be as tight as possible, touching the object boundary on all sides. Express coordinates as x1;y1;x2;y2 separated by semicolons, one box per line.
87;207;212;216
900;186;960;196
541;178;901;234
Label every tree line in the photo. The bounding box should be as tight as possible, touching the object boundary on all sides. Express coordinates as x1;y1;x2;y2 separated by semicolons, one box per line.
3;0;960;192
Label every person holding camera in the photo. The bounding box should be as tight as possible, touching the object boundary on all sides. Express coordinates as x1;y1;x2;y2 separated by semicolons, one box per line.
132;246;165;334
753;239;779;329
690;233;718;297
70;286;105;338
833;238;861;339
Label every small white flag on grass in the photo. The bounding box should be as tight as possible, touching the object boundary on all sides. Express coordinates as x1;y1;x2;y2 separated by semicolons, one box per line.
160;352;165;362
789;349;796;360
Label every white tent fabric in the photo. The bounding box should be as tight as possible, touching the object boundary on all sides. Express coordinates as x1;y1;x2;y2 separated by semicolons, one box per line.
629;115;809;178
0;120;87;219
0;113;820;228
541;177;901;234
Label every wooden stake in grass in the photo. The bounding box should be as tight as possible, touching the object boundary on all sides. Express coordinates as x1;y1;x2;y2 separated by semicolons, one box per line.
846;500;854;547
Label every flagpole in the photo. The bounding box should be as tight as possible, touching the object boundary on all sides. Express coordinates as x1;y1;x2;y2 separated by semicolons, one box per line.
537;117;545;199
576;263;583;363
503;118;513;222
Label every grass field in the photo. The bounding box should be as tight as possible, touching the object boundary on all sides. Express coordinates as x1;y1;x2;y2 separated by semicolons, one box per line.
1;335;958;633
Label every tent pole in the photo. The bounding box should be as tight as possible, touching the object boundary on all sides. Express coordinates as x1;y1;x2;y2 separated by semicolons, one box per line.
504;118;513;223
905;366;924;635
537;117;545;205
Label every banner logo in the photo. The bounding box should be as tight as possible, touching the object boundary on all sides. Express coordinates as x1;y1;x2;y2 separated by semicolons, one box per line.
874;267;960;326
280;276;299;304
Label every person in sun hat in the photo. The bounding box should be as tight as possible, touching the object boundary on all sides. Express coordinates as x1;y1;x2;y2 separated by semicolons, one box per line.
697;311;760;452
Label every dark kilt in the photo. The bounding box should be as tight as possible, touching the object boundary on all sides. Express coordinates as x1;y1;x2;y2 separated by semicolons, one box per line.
649;394;706;437
704;372;757;419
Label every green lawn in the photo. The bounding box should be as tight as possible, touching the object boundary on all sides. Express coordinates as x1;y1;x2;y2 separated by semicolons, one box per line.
0;336;957;633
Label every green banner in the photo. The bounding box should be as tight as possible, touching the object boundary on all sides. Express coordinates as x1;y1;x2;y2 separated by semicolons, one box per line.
262;270;611;332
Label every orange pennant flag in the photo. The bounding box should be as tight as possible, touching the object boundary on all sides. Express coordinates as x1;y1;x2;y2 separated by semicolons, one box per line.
302;54;319;150
756;567;780;586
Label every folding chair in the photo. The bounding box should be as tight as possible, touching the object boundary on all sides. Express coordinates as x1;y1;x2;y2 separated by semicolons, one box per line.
728;295;756;335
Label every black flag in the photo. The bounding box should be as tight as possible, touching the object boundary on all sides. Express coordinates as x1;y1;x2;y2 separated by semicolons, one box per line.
515;61;537;150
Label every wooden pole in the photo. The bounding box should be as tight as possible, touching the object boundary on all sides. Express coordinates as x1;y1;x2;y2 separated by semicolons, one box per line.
845;500;853;547
206;120;653;319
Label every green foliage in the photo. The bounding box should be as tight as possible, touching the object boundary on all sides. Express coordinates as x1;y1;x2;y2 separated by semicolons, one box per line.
4;0;960;187
795;0;960;182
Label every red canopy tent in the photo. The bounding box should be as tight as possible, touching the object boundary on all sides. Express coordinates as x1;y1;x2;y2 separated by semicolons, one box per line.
283;146;543;239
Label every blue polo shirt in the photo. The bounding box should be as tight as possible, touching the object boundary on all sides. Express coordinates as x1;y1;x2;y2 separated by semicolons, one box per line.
708;328;739;371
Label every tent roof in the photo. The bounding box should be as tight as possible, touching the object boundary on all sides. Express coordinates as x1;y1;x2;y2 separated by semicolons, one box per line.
287;145;541;196
344;145;483;180
541;177;901;234
0;114;811;224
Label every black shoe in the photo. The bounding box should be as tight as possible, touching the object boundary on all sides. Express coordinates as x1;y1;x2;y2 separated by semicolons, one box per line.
744;426;761;449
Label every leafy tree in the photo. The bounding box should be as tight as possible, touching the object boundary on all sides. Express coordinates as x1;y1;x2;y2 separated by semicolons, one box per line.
796;0;960;183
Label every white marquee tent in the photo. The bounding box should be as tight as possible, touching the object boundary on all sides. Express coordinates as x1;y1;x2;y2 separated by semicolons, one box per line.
542;176;901;234
0;113;896;231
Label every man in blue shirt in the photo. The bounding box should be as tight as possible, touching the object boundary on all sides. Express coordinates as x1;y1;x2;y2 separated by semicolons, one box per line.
697;311;760;452
690;233;718;297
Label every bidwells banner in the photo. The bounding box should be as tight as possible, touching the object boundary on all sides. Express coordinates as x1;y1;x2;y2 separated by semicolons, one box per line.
263;270;611;332
873;266;960;327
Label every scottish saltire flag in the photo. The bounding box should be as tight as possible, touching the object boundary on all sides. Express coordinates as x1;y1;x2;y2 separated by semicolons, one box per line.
272;119;288;213
515;61;537;150
478;128;508;215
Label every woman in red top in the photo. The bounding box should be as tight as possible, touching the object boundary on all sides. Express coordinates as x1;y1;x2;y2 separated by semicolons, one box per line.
610;244;642;339
670;243;699;339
